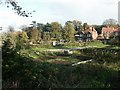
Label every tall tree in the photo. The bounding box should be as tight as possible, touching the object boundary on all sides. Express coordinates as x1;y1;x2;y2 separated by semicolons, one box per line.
20;25;28;31
63;22;76;42
20;31;29;43
93;25;102;34
31;28;40;43
83;23;89;30
51;22;62;41
8;26;14;32
43;23;52;32
103;18;118;27
72;20;83;32
42;32;51;42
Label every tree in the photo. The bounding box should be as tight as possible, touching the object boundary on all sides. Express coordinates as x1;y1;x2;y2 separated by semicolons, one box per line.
51;22;62;41
63;22;76;42
109;32;120;46
42;32;51;42
30;21;37;29
83;23;89;31
20;31;28;43
37;23;44;30
93;25;102;34
72;20;83;32
0;0;35;17
103;18;118;27
43;23;52;32
31;29;40;43
20;25;28;31
8;26;14;32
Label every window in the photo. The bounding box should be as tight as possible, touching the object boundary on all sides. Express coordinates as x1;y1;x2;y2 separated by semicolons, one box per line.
79;34;83;37
87;34;91;37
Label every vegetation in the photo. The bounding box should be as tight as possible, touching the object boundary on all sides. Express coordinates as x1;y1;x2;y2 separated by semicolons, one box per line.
102;18;118;28
1;3;120;88
2;35;120;88
0;0;35;17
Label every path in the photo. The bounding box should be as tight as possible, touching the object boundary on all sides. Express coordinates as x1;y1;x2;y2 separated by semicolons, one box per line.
42;46;97;52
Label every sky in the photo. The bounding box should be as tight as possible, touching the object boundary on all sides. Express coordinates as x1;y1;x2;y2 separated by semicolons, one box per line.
0;0;120;31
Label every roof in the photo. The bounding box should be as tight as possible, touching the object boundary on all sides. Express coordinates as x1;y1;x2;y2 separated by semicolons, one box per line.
114;27;120;32
84;27;97;34
102;27;117;33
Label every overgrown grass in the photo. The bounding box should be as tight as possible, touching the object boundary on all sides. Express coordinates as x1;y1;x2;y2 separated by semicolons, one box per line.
3;52;119;88
80;48;120;70
85;40;110;48
2;41;120;88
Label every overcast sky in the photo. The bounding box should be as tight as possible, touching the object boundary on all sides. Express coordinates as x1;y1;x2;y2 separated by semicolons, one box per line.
0;0;119;31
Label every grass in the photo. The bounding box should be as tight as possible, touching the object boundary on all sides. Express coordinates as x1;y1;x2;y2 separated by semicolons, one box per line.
31;41;119;52
85;40;110;48
3;44;120;88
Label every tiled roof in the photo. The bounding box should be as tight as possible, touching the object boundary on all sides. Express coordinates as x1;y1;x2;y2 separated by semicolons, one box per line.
102;27;117;33
114;27;120;32
84;27;97;34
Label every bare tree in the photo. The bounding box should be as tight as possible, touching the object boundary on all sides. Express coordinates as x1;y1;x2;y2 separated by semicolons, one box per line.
8;26;14;32
103;18;118;27
0;0;35;17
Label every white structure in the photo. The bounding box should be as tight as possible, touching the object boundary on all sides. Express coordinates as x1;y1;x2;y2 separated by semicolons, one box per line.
118;1;120;25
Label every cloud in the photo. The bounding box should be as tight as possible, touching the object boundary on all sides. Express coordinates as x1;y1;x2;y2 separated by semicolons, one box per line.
42;0;119;24
0;8;32;31
0;0;119;31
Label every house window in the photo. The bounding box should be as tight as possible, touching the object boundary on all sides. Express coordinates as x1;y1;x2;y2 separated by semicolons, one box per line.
79;38;83;42
115;32;118;36
86;38;91;42
87;34;91;37
79;34;83;37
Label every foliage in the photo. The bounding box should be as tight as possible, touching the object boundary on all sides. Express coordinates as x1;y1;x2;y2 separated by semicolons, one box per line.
93;25;103;34
31;28;40;43
85;41;109;48
51;22;62;41
103;18;118;27
83;23;89;31
109;33;120;46
81;48;120;65
7;26;15;32
63;22;76;42
43;23;52;32
2;43;120;88
0;0;35;17
72;20;83;32
42;32;51;42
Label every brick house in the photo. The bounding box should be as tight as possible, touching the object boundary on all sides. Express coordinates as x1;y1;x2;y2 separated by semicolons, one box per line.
75;27;98;42
75;31;84;42
84;27;98;41
101;27;116;39
101;27;117;43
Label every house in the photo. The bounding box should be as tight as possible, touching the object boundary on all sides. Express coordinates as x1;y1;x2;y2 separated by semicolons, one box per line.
97;34;104;40
84;27;98;42
75;27;98;42
101;27;117;43
75;31;84;42
101;27;116;39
